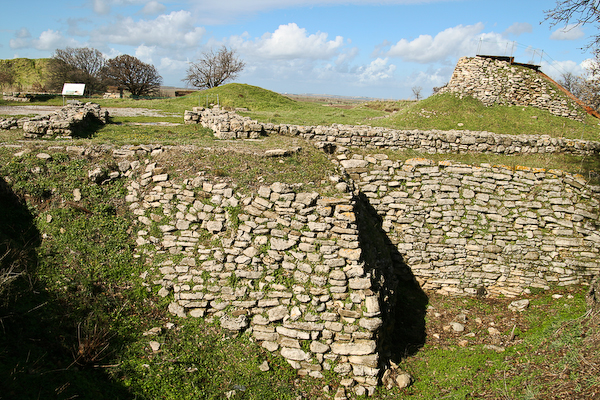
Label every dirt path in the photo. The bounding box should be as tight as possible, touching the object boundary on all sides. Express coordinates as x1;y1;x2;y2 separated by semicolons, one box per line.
0;105;178;118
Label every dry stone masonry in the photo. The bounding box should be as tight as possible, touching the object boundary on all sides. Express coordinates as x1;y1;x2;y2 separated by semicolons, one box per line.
337;154;600;297
125;161;385;394
0;103;109;138
3;136;600;393
184;108;600;157
184;106;265;139
438;56;584;120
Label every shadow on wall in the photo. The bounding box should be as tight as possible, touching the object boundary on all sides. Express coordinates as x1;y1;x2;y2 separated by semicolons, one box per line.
355;193;428;365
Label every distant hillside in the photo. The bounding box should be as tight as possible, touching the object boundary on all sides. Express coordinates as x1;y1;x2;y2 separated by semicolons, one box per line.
0;58;52;92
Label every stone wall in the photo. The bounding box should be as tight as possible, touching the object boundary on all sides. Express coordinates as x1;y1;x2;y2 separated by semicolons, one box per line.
0;103;109;138
125;159;387;394
338;154;600;297
4;140;600;394
184;106;264;139
438;56;584;120
184;108;600;156
2;93;31;102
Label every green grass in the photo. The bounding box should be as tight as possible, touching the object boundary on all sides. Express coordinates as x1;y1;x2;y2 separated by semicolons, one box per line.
0;58;52;91
391;287;598;400
375;93;600;140
116;320;313;400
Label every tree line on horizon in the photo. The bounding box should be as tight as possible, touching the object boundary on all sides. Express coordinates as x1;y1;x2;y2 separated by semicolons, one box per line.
0;46;245;97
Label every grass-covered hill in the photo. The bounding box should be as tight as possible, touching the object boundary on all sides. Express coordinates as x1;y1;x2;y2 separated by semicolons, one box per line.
97;83;600;140
1;83;600;399
0;58;52;91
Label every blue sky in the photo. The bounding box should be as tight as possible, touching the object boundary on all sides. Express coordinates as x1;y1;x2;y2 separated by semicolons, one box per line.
0;0;596;99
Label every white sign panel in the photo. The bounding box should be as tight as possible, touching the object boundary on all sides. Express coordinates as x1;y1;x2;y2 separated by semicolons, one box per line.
61;83;86;96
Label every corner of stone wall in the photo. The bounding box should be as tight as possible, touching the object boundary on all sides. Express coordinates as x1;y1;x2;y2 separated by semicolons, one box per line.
127;163;385;393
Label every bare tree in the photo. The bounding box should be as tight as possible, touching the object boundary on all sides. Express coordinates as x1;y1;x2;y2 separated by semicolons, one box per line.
579;49;600;111
558;71;585;98
102;55;162;97
48;47;107;94
183;46;245;89
412;86;423;101
545;0;600;48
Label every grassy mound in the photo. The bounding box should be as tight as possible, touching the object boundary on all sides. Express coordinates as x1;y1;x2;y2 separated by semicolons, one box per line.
375;93;600;140
0;58;52;91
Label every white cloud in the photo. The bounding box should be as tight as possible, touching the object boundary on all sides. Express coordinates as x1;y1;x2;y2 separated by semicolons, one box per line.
247;23;345;60
504;22;532;37
135;44;156;62
9;38;29;50
15;28;31;39
92;11;206;48
93;0;111;15
542;59;589;81
141;1;166;15
550;24;585;40
386;23;486;64
9;29;80;51
357;58;396;83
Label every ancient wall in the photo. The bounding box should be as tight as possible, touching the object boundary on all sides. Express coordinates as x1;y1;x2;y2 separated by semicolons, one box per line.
438;56;584;120
4;139;600;394
338;154;600;297
184;107;600;156
125;159;387;395
0;103;109;138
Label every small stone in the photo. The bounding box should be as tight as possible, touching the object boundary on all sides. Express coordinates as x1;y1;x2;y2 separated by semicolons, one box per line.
508;299;530;312
206;220;224;233
267;305;288;322
290;306;302;321
484;344;506;352
73;188;81;202
280;347;308;361
450;322;465;332
88;167;107;183
353;386;366;396
143;327;162;336
149;341;161;352
168;302;186;318
488;327;501;336
259;360;270;372
221;314;248;331
36;153;52;160
333;387;347;400
262;341;279;352
395;372;413;389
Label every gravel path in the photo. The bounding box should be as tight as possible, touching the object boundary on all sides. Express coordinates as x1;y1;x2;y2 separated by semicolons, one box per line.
0;105;178;117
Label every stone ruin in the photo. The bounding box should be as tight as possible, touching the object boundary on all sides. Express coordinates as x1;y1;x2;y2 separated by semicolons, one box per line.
2;92;32;102
184;106;265;139
438;56;586;120
0;102;108;139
